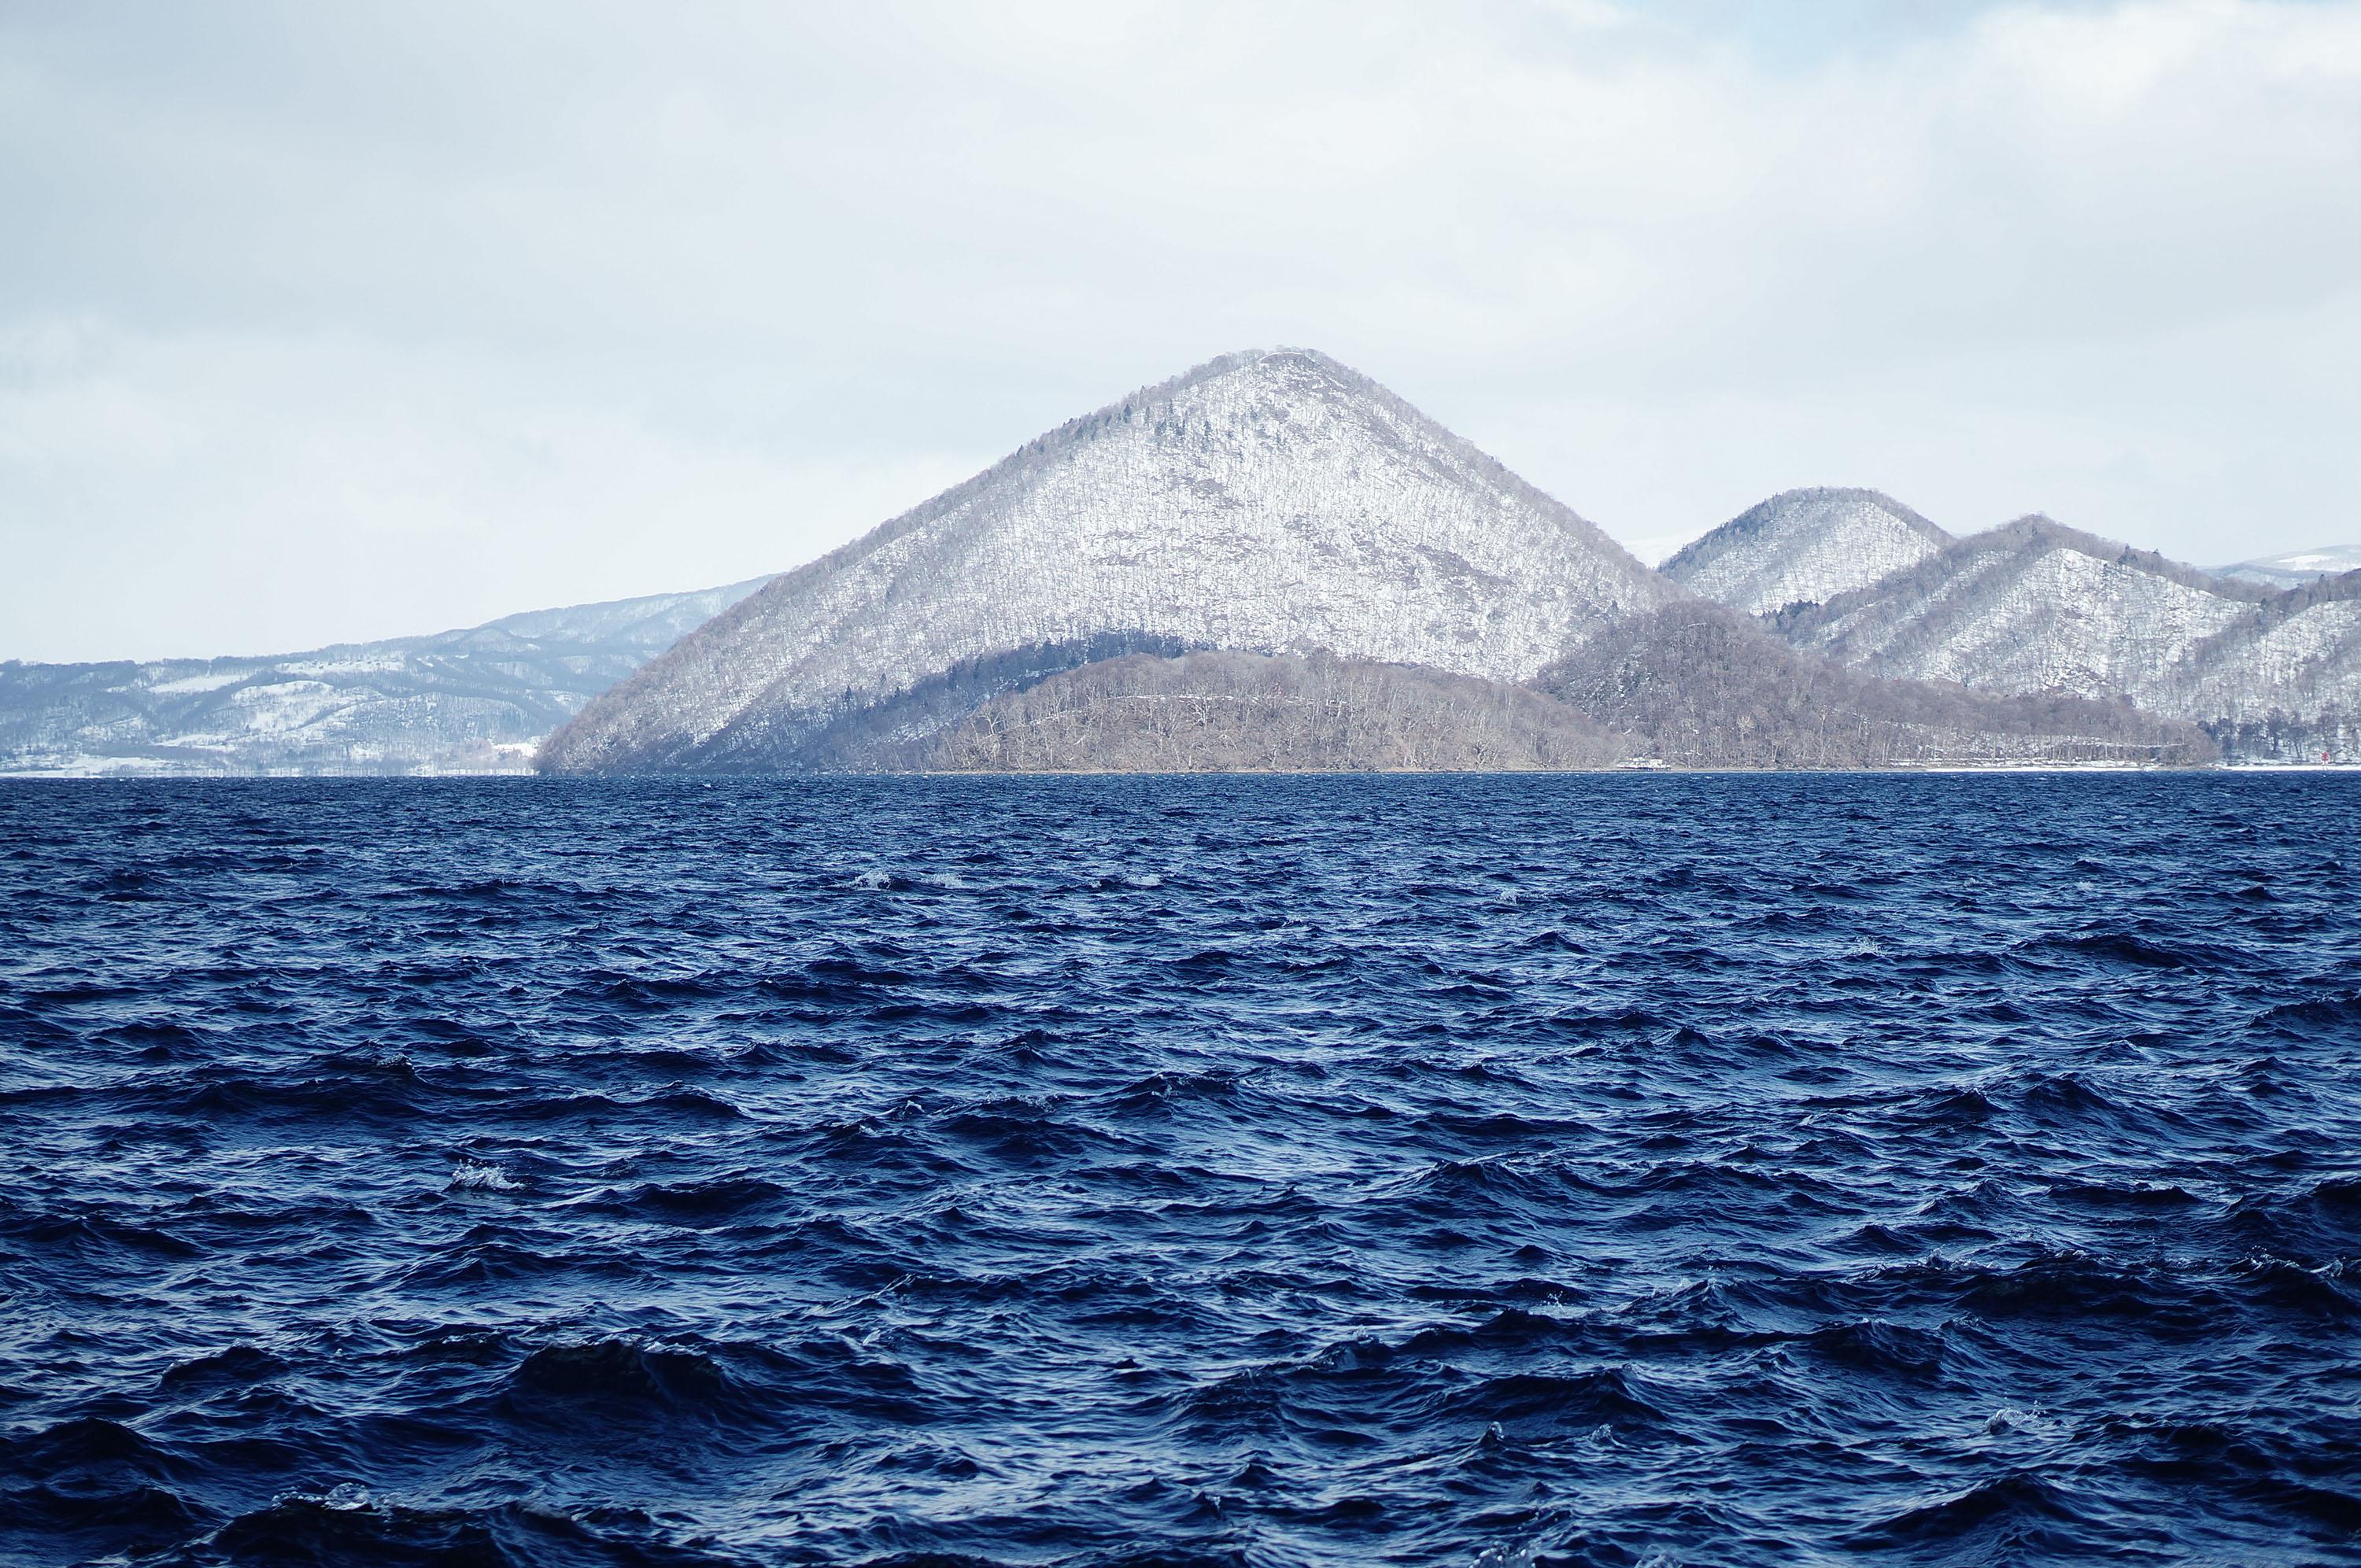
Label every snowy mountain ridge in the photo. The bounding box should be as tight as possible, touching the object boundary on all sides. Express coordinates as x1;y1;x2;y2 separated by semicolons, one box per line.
10;342;2353;775
1663;488;1951;617
541;349;1676;773
0;579;768;776
2215;544;2361;589
1783;517;2359;760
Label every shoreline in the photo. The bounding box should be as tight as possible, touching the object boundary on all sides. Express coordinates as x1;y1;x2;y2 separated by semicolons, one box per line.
6;761;2355;781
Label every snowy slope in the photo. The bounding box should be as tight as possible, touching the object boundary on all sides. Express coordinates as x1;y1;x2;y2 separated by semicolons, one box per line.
542;349;1673;774
1784;518;2359;759
2215;544;2361;589
1662;489;1949;617
0;579;767;776
2171;574;2361;761
1790;519;2255;704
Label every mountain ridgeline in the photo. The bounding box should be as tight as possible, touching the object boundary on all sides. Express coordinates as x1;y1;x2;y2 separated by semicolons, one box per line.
1;581;769;776
2215;544;2361;589
1772;518;2359;763
8;348;2350;774
540;350;2278;773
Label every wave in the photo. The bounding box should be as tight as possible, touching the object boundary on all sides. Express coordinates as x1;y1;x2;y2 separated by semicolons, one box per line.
6;771;2359;1563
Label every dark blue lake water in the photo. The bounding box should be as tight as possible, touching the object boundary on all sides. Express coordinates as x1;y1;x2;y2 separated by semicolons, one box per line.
2;774;2359;1567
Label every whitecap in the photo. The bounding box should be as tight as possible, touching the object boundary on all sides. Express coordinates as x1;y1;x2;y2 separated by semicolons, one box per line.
1472;1543;1538;1568
448;1159;523;1193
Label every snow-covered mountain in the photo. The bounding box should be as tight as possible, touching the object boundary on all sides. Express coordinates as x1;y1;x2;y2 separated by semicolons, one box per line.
0;579;767;776
1782;518;2359;760
1661;488;1950;617
541;349;1674;774
2215;544;2361;589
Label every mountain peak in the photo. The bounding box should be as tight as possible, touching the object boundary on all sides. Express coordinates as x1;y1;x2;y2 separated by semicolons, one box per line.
541;352;1672;774
1664;487;1950;617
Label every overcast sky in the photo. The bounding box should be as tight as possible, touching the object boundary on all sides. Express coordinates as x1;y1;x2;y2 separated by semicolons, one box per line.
4;0;2359;662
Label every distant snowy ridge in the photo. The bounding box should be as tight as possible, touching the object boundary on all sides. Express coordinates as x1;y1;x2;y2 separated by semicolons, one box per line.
1662;488;1950;617
0;580;768;776
541;349;1673;774
2215;544;2361;589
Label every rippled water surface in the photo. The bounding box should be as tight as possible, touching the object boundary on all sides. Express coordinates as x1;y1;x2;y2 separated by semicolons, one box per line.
4;774;2360;1566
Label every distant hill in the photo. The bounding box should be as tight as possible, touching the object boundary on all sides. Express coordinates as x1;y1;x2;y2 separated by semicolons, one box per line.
2215;544;2361;589
0;580;768;776
1778;518;2359;761
1663;488;1950;617
538;349;1673;775
1538;600;2213;769
929;650;1630;773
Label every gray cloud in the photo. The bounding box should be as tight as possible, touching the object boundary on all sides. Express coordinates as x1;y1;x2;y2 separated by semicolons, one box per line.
3;0;2357;659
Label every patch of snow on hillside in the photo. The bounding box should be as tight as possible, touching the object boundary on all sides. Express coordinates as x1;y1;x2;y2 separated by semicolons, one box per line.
147;671;248;695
